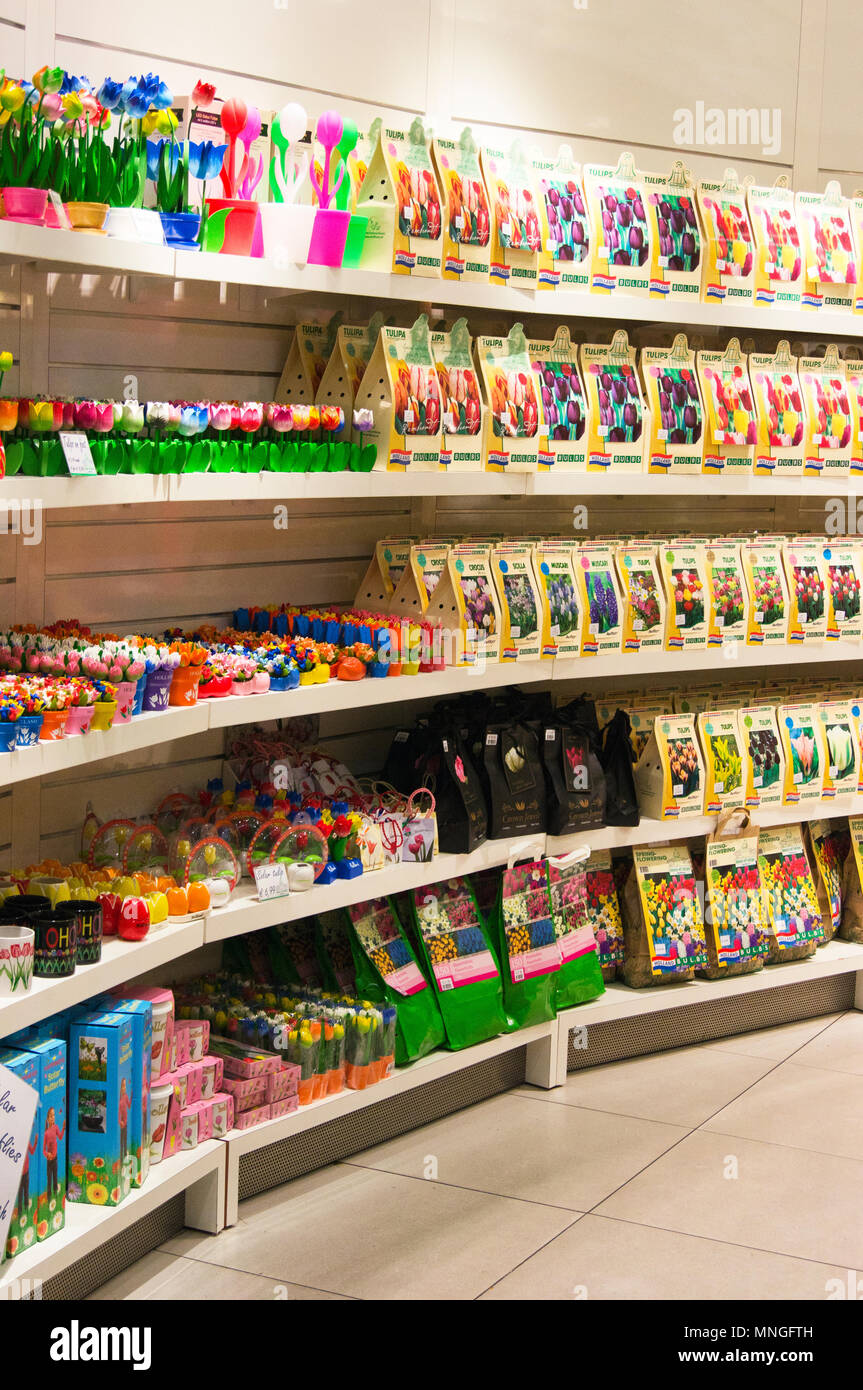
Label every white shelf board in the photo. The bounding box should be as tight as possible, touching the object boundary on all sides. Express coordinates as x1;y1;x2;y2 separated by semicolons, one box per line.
0;918;206;1040
0;476;174;508
0;220;174;277
559;938;863;1030
528;470;862;497
0;1139;223;1295
204;833;541;945
553;639;863;683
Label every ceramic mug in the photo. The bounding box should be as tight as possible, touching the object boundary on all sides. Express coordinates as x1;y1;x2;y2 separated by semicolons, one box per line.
30;877;71;909
32;912;77;978
54;899;103;965
0;923;35;996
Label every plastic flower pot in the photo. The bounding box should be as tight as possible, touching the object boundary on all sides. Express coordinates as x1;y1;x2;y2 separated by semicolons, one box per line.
203;198;259;256
259;201;316;266
65;705;95;736
89;701;117;731
230;679;256;697
15;714;43;747
168;665;202;706
341;212;368;268
268;673;298;692
131;673;147;716
198;675;232;698
106;207;164;243
370;661;389;678
252;672;270;693
64;201;109;234
39;708;69;741
2;187;48;224
113;680;137;725
142;667;174;712
307;208;350;266
159;211;201;249
0;723;17;752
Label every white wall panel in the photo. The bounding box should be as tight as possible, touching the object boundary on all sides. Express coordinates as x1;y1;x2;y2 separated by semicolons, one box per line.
819;0;863;185
0;14;26;75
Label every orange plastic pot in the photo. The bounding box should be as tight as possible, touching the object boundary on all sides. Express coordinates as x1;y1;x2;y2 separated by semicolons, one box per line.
39;708;69;741
169;664;202;707
297;1076;316;1106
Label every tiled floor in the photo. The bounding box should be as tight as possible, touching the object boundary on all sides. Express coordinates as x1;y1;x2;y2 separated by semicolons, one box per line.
90;1009;863;1301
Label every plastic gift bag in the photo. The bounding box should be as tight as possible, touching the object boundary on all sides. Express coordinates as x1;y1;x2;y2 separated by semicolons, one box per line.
600;708;640;826
490;841;562;1029
410;876;508;1049
343;897;445;1064
545;848;605;1009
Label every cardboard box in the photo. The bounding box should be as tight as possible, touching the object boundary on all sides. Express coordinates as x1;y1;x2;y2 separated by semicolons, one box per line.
0;1047;40;1259
68;1012;135;1207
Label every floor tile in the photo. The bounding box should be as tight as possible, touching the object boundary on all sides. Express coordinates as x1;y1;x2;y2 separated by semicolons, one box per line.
790;1012;863;1076
595;1129;863;1268
479;1213;848;1301
704;1013;845;1062
703;1061;863;1160
163;1164;577;1300
348;1092;688;1209
515;1046;773;1128
89;1251;342;1301
86;1251;182;1300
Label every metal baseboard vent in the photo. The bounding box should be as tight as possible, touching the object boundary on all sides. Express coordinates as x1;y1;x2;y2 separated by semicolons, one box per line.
567;974;855;1071
39;1193;185;1301
238;1047;527;1203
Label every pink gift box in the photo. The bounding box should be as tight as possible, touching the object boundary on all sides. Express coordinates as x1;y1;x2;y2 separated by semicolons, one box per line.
266;1065;300;1102
174;1018;210;1063
211;1092;234;1137
175;1061;203;1106
270;1094;299;1119
189;1099;214;1142
200;1056;221;1099
164;1067;187;1110
221;1074;268;1111
234;1102;271;1131
209;1036;281;1079
180;1107;199;1150
172;1028;190;1069
163;1091;183;1160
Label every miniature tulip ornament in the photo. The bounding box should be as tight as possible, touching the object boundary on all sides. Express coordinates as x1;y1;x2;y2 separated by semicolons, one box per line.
220;97;248;199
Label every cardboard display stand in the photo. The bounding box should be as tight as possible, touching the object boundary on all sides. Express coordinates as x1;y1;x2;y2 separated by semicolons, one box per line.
697;169;755;306
316;313;384;443
276;319;334;402
432;128;491;283
355;536;415;610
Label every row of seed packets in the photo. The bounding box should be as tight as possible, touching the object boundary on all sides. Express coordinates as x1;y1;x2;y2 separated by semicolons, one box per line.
286;311;863;477
617;674;863;823
359;532;863;667
344;121;863;317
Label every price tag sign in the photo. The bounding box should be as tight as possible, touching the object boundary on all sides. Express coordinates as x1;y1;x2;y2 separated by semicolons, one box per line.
0;1061;39;1258
60;431;96;475
253;862;290;901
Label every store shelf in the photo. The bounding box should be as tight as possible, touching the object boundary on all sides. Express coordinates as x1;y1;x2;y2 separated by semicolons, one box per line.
0;476;174;508
0;1139;224;1297
0;220;175;277
0;919;206;1040
527;470;860;497
553;639;863;683
204;833;543;945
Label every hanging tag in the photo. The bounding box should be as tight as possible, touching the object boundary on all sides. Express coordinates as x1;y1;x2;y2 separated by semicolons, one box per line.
60;431;96;475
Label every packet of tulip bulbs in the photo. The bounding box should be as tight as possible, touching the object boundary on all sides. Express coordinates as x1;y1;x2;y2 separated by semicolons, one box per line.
840;817;863;942
777;701;827;806
805;820;847;943
704;538;748;648
615;543;666;653
641;714;705;820
799;347;853;478
580;332;645;473
640;335;705;474
757;824;822;961
796;182;858;311
742;538;789;646
533;541;581;659
697;342;757;473
492;543;542;662
356;118;443;277
544;853;605;1008
746;180;803;308
475;324;540;472
358;316;442;472
315;315;383;445
342;898;445;1064
696;172;755;305
582;849;624;981
824;541;863;641
748;342;806;476
642;161;702;303
276;320;332;403
354;537;414;610
582;153;651;296
740;705;786;810
697;710;746;814
842;356;863;476
528;326;589;472
431;318;483;470
575;542;623;656
702;814;769;978
659;540;709;650
385;540;451;620
817;700;860;800
439;542;502;665
533;145;590;293
627;701;670;759
782;538;829;644
432;127;491;283
410;878;508;1050
490;859;562;1028
480;139;541;288
623;844;707;986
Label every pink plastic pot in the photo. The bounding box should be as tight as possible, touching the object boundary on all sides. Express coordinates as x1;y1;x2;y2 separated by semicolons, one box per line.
252;672;270;693
230;679;256;697
65;704;95;736
2;187;48;224
113;680;138;724
307;208;350;267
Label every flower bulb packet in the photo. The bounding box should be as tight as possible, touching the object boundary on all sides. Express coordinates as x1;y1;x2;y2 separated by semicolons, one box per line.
356;120;443;277
627;699;670;760
494;860;561;1027
493;543;542;661
659;540;709;650
796;184;858;310
750;345;806;476
391;541;451;616
824;541;863;641
840;816;863;943
697;347;756;472
529;325;588;472
356;317;442;472
817;699;860;799
447;543;502;665
575;542;623;656
615;542;666;653
782;538;829;644
533;147;590;293
703;826;769;975
583;848;624;981
315;318;381;444
534;540;581;658
757;824;822;961
476;324;540;472
581;333;646;473
643;163;701;303
742;538;789;646
777;701;827;805
354;537;413;610
747;182;803;308
480;140;541;288
704;538;748;647
410;879;507;1049
799;349;853;477
432;317;483;470
277;321;330;402
432;127;491;283
624;844;707;985
740;704;785;810
545;857;605;1008
697;179;754;304
697;709;745;813
842;358;863;476
583;158;651;296
634;714;704;821
641;338;704;473
805;819;847;940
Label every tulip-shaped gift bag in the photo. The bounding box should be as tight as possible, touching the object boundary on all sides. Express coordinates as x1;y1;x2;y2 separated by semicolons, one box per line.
356;119;443;277
432;318;484;470
356;315;442;471
475;324;540;472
